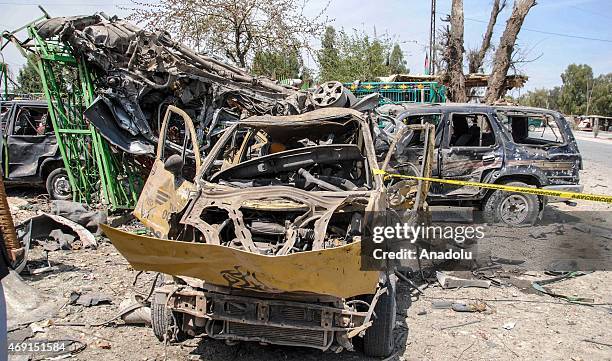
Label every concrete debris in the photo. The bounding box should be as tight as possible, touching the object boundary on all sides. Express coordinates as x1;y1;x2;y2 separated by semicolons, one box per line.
502;321;516;330
451;302;487;312
436;271;491;289
49;228;75;250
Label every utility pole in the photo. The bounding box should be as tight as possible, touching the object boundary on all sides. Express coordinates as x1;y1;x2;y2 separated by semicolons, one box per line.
428;0;437;75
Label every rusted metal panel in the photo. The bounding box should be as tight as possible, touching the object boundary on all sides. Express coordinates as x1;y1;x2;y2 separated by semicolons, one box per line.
101;224;379;298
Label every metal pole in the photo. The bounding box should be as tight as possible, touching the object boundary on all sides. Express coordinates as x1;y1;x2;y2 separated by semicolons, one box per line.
429;0;437;75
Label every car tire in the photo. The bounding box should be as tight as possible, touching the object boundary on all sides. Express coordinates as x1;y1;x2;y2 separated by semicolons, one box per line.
528;124;536;132
363;277;397;357
45;168;72;200
483;181;540;226
151;274;185;342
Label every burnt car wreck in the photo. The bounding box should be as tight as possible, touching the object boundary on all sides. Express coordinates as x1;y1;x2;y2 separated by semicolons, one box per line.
0;100;71;199
375;103;583;225
103;107;434;356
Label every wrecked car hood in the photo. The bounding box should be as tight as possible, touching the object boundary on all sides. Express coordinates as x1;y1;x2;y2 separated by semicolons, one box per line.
102;224;378;298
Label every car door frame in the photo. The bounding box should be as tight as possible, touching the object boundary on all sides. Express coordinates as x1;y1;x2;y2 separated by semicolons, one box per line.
133;105;202;238
435;110;504;199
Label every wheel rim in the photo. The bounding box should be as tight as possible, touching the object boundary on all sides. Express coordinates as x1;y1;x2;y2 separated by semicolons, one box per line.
53;174;71;198
499;194;529;224
312;81;345;107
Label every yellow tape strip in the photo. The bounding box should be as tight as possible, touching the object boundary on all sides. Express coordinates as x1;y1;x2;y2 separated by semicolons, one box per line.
373;169;612;204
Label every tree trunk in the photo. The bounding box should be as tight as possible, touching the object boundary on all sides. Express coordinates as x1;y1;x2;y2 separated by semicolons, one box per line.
484;0;536;103
448;0;467;102
0;175;19;262
468;0;506;73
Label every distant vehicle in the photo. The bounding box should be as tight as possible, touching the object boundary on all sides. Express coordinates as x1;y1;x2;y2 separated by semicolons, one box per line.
0;100;71;199
577;119;593;131
578;115;612;132
528;117;543;131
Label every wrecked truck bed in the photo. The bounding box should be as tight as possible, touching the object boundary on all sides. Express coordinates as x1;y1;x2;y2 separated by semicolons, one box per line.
103;107;433;356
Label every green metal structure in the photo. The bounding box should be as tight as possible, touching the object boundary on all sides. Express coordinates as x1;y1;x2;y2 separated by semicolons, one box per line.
0;62;7;100
344;81;446;104
4;11;141;209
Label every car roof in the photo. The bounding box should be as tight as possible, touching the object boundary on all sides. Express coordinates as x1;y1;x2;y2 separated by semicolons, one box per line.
1;100;48;107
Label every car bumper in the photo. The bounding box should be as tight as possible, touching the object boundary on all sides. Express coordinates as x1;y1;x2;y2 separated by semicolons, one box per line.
543;184;584;203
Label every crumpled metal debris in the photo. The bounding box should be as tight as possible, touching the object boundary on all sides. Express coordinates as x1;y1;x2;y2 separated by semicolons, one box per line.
23;213;97;249
34;14;315;155
3;271;63;331
51;200;107;234
70;291;113;307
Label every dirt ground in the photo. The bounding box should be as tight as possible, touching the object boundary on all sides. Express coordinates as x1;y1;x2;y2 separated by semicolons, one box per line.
5;156;612;361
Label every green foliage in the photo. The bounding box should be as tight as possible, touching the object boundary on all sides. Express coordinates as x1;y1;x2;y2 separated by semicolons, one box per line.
517;64;612;117
317;26;402;82
559;64;593;115
16;56;42;94
590;73;612;117
388;44;408;74
517;86;560;110
251;50;301;80
317;26;339;82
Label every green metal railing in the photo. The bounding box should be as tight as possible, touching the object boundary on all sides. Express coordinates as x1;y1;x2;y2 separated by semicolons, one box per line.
26;26;141;208
344;81;446;105
0;63;7;100
4;11;141;209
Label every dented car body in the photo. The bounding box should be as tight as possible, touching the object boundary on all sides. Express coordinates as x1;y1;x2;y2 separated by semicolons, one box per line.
104;107;433;356
379;103;582;225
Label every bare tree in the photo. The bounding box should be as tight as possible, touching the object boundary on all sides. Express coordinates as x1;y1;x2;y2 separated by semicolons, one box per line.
126;0;330;68
467;0;507;73
484;0;536;103
446;0;467;102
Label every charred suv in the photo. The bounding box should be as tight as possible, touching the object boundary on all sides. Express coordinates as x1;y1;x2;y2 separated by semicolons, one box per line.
0;100;70;199
103;107;433;356
378;103;582;225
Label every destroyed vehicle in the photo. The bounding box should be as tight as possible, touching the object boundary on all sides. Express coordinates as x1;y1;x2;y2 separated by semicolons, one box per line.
103;106;433;356
377;103;582;225
0;100;71;199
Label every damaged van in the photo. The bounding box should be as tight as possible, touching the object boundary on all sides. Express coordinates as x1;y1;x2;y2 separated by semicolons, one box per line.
378;103;582;225
102;106;434;356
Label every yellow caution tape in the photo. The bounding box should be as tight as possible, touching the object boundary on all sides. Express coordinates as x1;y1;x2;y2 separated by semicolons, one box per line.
373;169;612;204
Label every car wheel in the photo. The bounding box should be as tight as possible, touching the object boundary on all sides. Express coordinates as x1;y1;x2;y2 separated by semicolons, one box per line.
363;277;397;357
483;181;540;226
528;124;536;132
151;274;185;342
46;168;72;200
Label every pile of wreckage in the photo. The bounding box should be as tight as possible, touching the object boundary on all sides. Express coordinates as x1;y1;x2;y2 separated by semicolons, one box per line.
3;11;605;360
1;12;434;358
31;14;371;155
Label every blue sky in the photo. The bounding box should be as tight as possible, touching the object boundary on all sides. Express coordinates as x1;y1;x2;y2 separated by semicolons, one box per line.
1;0;611;95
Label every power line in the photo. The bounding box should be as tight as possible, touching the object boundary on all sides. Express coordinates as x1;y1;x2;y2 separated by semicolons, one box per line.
464;16;612;43
0;2;131;5
569;5;612;21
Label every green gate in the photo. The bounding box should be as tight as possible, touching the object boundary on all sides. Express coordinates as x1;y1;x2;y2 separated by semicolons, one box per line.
344;81;446;105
